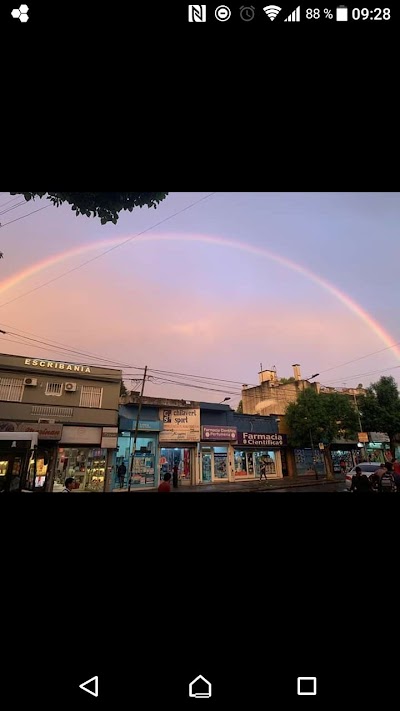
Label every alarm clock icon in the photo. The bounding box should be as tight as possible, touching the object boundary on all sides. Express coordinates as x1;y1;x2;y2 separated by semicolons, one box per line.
240;5;255;21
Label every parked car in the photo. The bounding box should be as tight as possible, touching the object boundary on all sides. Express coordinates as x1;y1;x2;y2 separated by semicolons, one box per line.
345;462;382;491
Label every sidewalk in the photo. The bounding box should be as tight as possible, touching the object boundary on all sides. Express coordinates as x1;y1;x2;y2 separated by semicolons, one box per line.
112;473;344;493
171;474;345;493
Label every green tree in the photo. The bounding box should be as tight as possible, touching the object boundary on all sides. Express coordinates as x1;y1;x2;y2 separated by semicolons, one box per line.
286;389;359;479
120;381;129;397
236;400;243;414
279;377;296;385
357;376;400;455
9;192;169;225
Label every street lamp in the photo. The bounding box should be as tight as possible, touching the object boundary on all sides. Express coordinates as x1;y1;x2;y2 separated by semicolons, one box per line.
219;397;231;404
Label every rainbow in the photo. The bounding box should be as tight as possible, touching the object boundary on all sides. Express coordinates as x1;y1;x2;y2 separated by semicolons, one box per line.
1;232;399;362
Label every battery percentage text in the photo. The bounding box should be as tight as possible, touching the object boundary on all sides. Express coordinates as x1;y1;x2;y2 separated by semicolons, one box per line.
305;8;334;19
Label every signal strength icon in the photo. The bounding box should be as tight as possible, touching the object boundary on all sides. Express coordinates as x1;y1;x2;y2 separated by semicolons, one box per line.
263;5;282;20
284;5;300;21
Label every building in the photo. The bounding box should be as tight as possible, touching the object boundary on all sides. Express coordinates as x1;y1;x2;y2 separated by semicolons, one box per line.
117;394;284;489
0;353;121;492
242;364;366;417
241;364;367;477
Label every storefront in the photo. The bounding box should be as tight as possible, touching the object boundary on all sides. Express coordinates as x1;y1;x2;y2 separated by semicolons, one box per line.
366;432;391;463
160;446;193;485
234;432;286;480
331;443;358;473
53;425;116;492
0;432;38;492
0;423;62;491
159;407;200;486
114;419;161;490
199;426;237;483
294;448;325;477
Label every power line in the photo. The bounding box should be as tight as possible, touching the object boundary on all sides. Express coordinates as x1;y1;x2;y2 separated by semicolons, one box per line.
0;204;51;229
321;363;400;386
315;340;400;376
0;192;217;309
123;367;258;388
0;200;26;216
0;195;24;210
4;330;132;368
0;321;135;369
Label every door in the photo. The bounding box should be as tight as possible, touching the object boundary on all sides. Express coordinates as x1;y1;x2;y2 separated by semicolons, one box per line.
213;447;228;480
201;450;212;482
0;452;25;492
201;447;229;482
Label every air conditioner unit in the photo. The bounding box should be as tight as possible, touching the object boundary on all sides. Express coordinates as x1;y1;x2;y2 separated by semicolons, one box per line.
65;382;77;392
38;419;55;424
24;377;37;386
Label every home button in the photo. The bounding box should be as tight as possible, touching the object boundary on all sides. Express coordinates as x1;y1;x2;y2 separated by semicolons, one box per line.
189;675;212;699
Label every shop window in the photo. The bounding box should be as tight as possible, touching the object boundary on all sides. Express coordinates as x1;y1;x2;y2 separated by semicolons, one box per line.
130;437;156;487
45;382;63;396
0;377;24;402
79;386;103;408
54;447;106;492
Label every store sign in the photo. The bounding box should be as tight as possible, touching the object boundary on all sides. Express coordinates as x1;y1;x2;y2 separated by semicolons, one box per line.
24;358;91;373
358;432;369;443
237;432;287;447
60;426;102;445
17;423;63;440
120;419;162;431
159;408;200;442
369;432;390;443
101;427;117;448
101;427;118;449
201;425;237;441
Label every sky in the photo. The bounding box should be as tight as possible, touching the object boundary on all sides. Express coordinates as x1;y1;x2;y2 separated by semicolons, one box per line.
0;191;399;408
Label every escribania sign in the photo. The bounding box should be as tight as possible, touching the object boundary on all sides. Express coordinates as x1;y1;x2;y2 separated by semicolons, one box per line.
24;358;91;373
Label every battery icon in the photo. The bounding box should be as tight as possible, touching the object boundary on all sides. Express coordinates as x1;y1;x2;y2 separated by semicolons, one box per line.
336;5;348;20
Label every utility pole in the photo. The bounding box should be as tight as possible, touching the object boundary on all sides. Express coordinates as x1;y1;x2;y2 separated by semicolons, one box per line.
128;366;147;493
309;427;318;480
353;390;366;461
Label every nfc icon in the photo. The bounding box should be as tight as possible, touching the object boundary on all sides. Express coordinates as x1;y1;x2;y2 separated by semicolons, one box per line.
188;5;207;21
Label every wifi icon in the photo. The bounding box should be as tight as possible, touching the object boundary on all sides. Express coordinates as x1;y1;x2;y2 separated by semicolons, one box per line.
263;4;282;20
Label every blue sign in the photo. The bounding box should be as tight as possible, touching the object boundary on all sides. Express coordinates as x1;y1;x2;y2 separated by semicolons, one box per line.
120;419;162;432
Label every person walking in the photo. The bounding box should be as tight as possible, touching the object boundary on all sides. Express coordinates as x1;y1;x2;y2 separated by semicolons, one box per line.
378;461;396;493
370;462;386;491
172;464;179;489
117;462;127;489
158;472;171;492
349;467;372;493
259;458;268;481
62;477;75;493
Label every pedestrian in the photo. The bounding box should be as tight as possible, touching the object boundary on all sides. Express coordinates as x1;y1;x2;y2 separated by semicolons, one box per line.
117;462;127;489
172;464;179;489
62;477;75;493
371;462;386;491
349;466;372;493
158;472;171;492
393;458;400;475
340;458;347;475
259;458;268;480
378;461;396;493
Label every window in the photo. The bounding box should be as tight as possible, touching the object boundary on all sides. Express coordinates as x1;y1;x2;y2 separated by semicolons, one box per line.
79;386;103;408
0;377;24;402
45;382;63;396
